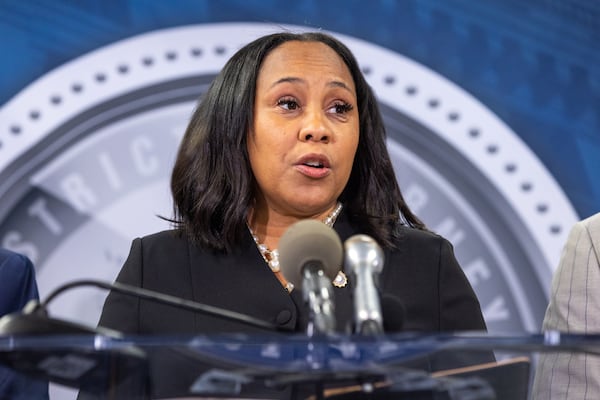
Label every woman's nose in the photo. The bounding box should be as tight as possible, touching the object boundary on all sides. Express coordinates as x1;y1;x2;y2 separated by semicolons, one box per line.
298;110;330;143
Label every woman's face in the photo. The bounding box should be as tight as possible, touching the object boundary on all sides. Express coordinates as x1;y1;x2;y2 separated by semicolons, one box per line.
248;40;359;219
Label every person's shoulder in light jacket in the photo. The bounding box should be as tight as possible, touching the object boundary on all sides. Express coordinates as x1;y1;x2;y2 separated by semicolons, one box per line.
532;212;600;399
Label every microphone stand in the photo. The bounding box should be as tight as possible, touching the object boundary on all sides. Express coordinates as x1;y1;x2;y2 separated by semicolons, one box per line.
0;279;280;396
302;266;336;337
40;279;278;331
0;279;278;338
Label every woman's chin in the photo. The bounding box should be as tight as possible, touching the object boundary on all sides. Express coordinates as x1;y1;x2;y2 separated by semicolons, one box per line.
284;199;339;217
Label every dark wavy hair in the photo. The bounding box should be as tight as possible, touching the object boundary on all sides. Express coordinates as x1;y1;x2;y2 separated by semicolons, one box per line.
170;31;425;252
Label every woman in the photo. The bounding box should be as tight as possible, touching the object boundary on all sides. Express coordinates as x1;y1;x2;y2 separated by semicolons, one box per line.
97;31;488;398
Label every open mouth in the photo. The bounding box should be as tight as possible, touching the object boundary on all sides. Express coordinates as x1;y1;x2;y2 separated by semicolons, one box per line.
295;155;331;178
303;161;324;168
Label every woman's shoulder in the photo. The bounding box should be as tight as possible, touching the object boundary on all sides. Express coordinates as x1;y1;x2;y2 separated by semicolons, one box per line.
135;229;190;252
140;229;184;241
396;224;447;245
386;224;453;259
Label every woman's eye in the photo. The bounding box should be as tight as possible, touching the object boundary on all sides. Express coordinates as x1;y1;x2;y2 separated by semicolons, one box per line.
277;98;300;111
330;102;354;115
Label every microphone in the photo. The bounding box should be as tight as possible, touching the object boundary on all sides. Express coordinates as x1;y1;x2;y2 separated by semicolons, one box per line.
278;219;343;335
344;234;384;335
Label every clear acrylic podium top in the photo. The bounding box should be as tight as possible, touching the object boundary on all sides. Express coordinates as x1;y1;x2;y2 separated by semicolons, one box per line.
2;330;598;399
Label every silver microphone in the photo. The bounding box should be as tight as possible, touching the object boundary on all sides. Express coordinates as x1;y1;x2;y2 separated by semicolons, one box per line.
278;219;342;335
344;234;384;335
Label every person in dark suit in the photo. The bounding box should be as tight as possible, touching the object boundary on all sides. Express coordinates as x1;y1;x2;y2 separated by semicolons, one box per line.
0;248;49;400
96;31;488;399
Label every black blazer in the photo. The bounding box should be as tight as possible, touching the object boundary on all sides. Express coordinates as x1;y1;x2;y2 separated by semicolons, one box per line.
96;213;488;399
100;212;486;335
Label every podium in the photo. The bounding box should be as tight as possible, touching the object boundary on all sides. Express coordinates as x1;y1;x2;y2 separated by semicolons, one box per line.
3;329;597;399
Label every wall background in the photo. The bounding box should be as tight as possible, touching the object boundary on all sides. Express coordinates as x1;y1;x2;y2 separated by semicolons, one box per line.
1;0;598;216
0;1;598;397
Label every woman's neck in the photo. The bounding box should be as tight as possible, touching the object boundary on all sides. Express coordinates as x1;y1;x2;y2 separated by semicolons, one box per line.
248;202;341;250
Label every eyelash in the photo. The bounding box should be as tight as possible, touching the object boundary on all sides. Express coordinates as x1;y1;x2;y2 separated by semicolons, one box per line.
277;97;300;111
276;98;354;115
332;102;354;114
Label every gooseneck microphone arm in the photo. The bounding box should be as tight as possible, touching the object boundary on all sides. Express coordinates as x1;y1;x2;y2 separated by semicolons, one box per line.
39;279;278;331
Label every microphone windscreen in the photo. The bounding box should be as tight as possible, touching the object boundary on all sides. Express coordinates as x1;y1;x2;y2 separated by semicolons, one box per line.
278;219;343;289
381;294;406;332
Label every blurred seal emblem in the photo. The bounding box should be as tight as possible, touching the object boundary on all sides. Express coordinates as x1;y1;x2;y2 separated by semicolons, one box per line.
0;23;578;331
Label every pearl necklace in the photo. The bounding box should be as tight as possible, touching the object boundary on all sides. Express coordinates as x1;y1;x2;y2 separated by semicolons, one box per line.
248;202;347;292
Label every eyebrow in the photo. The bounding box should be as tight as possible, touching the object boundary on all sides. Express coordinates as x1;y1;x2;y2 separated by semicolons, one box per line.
271;77;354;93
